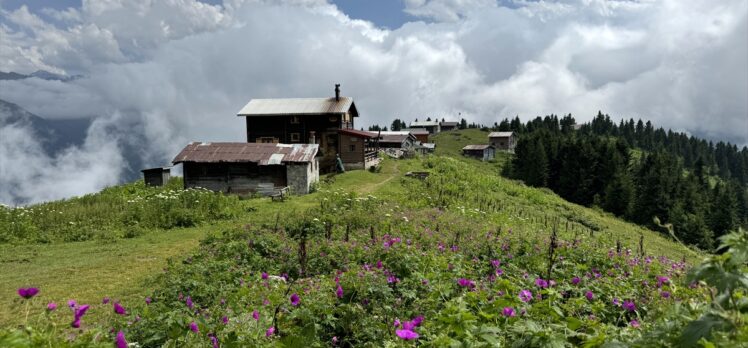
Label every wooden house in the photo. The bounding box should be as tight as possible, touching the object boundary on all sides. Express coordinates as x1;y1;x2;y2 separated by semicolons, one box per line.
236;85;359;172
172;142;319;195
376;131;417;151
439;121;459;131
338;128;380;170
402;128;430;143
462;145;495;161
488;131;517;152
141;167;170;186
409;120;441;134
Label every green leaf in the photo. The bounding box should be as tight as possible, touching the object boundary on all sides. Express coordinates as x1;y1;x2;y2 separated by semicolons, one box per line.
678;313;729;348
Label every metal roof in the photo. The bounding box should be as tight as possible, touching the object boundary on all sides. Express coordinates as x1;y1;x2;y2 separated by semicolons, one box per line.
378;133;412;143
410;121;440;127
172;142;319;165
402;128;430;135
237;97;356;117
489;131;514;138
440;121;459;126
421;143;436;149
141;166;171;173
339;128;376;138
462;144;493;150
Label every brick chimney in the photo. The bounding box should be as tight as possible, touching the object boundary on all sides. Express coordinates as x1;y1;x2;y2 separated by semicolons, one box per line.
334;84;340;101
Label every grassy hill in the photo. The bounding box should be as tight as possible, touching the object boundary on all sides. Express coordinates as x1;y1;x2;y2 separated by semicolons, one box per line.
2;130;740;347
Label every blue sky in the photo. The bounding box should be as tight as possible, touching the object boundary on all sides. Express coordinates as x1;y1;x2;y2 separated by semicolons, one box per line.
1;0;414;29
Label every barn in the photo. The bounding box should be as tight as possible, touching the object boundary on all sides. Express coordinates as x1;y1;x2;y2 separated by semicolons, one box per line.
172;142;319;195
462;144;495;161
141;167;171;187
488;131;517;152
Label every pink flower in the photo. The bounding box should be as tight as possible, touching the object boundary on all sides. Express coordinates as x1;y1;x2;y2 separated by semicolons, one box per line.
395;329;419;340
535;278;548;288
630;320;640;328
585;291;594;301
46;302;57;311
222;316;229;324
394;319;401;327
290;293;300;306
661;291;671;299
145;297;152;305
102;297;110;304
114;302;126;315
261;272;269;280
502;307;516;317
457;278;475;289
519;289;533;302
116;331;128;348
571;276;580;285
623;300;636;312
17;287;39;299
266;326;275;337
189;321;199;333
186;296;194;309
252;310;259;321
68;300;77;309
336;285;344;299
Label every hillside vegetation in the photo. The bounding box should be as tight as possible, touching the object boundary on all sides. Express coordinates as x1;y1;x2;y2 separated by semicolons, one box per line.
1;129;745;347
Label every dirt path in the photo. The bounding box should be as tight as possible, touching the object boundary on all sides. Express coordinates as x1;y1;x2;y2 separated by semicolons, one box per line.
358;161;400;194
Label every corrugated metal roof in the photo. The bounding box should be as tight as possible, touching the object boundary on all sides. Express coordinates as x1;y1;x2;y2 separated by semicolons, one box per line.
462;144;493;150
489;132;514;137
172;142;319;165
410;121;440;127
237;97;355;116
379;133;411;143
440;121;459;126
339;128;376;138
402;128;430;135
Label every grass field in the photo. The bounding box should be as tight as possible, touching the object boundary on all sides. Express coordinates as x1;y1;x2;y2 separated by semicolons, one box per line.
0;129;701;333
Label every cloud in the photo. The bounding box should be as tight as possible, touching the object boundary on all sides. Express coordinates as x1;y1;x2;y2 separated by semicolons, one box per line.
0;0;746;205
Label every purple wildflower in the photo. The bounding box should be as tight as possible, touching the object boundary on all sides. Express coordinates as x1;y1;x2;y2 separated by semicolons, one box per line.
502;307;516;317
585;291;594;300
290;293;300;306
114;302;126;315
68;300;77;309
519;289;533;302
71;318;81;328
661;291;671;299
394;319;401;327
395;329;419;340
612;298;620;306
210;335;219;348
336;285;344;299
186;296;194;309
189;321;199;333
376;260;383;269
116;331;128;348
102;297;110;304
535;278;549;288
457;278;476;289
46;302;57;311
571;276;581;285
630;320;640;328
145;297;152;305
412;316;424;326
252;310;259;321
17;287;39;299
222;316;229;324
266;326;275;337
261;272;268;280
623;300;636;312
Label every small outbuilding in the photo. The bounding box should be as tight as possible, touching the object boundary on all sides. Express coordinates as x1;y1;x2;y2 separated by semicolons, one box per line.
440;121;459;131
462;145;495;161
409;121;441;134
172;142;319;195
338;128;380;170
488;131;517;152
141;167;171;187
402;128;430;143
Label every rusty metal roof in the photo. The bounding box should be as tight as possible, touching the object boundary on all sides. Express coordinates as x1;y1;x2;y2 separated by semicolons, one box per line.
462;144;493;150
339;128;376;138
172;142;319;165
237;97;356;117
489;132;514;138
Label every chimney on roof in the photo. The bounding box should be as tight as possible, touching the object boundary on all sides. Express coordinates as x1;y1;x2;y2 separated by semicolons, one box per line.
334;83;340;101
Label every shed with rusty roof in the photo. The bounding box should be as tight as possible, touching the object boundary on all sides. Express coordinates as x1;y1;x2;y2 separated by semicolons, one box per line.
462;144;495;161
172;142;319;195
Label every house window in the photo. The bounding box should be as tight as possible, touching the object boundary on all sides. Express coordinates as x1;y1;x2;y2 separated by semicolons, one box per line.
290;133;300;142
290;116;300;124
349;144;356;152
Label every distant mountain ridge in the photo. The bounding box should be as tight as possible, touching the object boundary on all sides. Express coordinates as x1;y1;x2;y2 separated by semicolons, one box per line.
0;99;90;155
0;70;82;82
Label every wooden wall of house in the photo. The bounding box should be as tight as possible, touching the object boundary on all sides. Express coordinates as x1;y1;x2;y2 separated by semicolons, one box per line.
143;170;168;187
413;134;429;143
245;114;354;145
339;135;365;166
183;162;287;195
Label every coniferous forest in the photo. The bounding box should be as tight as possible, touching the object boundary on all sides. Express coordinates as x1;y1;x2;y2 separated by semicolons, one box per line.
505;112;748;251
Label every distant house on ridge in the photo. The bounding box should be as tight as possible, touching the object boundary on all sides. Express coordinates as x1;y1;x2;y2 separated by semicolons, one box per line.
462;144;495;161
488;131;517;152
